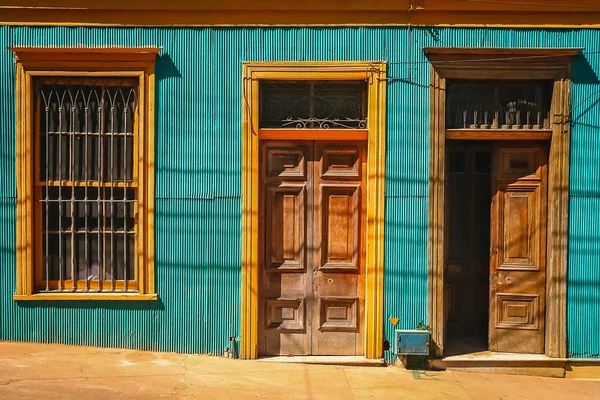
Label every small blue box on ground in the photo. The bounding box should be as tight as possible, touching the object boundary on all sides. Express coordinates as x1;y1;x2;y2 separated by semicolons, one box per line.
395;330;430;356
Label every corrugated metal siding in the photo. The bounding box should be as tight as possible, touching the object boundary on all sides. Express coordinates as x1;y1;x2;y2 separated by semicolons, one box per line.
0;26;599;359
0;26;15;198
567;47;600;358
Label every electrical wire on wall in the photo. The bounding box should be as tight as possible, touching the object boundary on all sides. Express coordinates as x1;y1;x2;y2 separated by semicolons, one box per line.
241;50;600;126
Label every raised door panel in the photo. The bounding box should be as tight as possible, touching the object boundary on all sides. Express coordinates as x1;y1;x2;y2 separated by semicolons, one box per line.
265;298;305;331
319;297;359;332
321;185;361;271
266;149;307;180
499;189;539;269
321;148;361;179
265;186;306;271
489;144;547;354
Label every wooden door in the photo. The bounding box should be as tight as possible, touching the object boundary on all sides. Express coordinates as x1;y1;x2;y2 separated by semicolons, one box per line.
259;141;313;356
258;140;366;356
489;143;548;354
312;141;366;355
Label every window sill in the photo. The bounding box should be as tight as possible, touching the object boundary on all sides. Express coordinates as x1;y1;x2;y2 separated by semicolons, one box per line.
13;293;158;301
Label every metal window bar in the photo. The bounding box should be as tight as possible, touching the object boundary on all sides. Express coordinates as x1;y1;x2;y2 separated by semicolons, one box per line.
70;90;76;291
41;91;50;292
36;77;139;293
98;87;104;293
58;90;64;291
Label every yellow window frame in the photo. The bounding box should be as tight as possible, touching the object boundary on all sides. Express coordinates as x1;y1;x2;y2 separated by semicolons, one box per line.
241;61;387;359
11;48;159;301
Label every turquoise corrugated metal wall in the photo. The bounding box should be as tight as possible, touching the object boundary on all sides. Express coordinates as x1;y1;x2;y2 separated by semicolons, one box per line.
0;26;599;359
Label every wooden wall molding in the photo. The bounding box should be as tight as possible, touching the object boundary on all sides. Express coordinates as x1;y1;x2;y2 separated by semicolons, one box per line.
427;48;574;358
2;1;600;27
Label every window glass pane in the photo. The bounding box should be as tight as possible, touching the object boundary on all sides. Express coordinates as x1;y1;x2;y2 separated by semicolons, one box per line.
446;80;553;130
259;80;368;129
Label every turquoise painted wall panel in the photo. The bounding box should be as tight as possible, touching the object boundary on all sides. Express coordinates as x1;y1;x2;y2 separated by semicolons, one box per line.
0;26;599;359
568;196;600;358
0;198;240;354
0;26;15;198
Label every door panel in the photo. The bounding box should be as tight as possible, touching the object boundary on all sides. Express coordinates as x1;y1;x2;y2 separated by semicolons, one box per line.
321;185;361;271
259;140;366;356
259;141;313;356
489;143;547;354
312;141;365;355
265;186;306;271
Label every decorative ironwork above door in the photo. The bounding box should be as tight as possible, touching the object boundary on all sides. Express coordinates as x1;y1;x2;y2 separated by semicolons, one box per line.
259;80;368;129
446;80;553;130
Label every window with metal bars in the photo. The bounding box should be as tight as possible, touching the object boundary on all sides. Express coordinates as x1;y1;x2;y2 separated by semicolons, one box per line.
35;77;139;293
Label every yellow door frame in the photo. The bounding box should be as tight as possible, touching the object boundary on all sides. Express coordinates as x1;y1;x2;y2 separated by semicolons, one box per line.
241;61;387;359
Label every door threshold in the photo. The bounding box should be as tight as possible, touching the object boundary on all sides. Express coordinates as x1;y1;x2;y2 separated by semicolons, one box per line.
436;351;567;378
443;351;566;363
256;356;385;367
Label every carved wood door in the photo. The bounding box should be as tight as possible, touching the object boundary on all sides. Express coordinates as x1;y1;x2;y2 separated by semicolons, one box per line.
489;143;548;354
258;140;366;356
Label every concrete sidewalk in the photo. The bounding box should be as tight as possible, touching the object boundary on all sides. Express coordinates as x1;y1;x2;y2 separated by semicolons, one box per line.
0;342;598;399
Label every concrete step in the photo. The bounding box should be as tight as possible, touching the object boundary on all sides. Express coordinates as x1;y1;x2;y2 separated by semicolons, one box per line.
433;351;567;378
256;355;386;367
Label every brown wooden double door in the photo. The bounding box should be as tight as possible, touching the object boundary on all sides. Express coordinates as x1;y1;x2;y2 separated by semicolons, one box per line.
258;140;366;356
446;142;548;354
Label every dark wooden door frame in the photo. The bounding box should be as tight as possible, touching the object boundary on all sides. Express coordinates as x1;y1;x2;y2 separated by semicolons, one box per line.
426;48;578;358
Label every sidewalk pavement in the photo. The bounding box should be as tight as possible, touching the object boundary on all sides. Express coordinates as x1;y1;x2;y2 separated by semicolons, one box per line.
0;342;598;399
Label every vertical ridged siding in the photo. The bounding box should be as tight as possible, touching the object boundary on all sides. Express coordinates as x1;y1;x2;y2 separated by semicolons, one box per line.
0;26;599;359
0;26;15;198
567;48;600;358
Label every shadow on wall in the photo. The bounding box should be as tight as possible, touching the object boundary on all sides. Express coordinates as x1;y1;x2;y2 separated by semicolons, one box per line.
571;53;600;127
16;299;166;311
572;53;599;85
157;53;182;81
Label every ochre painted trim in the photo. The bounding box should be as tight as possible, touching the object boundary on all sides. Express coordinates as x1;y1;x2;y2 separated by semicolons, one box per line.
9;47;162;54
14;293;158;301
13;49;157;300
241;64;260;359
3;5;600;27
428;49;571;358
3;0;599;12
365;62;387;360
258;129;368;141
240;61;387;360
